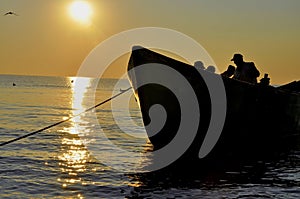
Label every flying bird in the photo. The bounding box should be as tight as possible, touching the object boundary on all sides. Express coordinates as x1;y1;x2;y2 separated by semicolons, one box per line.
4;11;18;16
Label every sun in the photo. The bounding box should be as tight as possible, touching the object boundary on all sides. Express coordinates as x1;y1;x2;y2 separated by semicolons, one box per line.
69;1;93;24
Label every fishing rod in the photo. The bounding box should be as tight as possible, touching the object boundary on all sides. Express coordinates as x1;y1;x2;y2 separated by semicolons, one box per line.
0;87;132;147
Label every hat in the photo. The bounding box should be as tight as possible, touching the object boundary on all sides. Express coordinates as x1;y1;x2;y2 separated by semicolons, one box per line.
231;54;243;61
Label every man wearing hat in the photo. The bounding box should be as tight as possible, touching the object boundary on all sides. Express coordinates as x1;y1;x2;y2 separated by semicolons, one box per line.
231;53;260;84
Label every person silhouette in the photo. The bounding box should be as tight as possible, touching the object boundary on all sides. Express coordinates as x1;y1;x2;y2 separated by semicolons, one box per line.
194;61;205;72
205;65;216;73
231;54;260;84
259;73;270;86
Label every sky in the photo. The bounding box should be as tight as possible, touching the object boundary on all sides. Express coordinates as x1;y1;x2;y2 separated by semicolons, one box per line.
0;0;299;84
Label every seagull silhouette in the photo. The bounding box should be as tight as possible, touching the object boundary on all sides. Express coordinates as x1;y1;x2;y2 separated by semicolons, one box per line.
4;11;18;16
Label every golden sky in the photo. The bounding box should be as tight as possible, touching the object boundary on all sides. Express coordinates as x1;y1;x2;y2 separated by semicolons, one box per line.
0;0;299;84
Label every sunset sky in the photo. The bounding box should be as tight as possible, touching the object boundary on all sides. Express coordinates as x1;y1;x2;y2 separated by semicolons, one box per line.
0;0;299;84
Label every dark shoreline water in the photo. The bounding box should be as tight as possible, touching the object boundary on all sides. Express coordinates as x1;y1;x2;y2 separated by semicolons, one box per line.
0;75;299;198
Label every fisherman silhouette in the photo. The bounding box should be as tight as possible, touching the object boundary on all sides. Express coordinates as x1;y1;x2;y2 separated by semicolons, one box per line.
231;53;260;84
205;65;216;73
259;74;270;86
194;61;205;72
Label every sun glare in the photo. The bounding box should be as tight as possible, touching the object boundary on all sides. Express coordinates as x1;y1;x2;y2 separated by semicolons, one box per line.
69;1;93;24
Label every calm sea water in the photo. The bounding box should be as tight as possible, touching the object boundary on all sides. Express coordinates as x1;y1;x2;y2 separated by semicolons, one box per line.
0;74;299;199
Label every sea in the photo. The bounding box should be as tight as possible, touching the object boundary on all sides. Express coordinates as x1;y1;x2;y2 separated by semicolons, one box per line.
0;74;299;199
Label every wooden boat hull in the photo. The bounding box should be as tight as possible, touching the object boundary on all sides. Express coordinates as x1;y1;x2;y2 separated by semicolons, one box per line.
127;46;300;163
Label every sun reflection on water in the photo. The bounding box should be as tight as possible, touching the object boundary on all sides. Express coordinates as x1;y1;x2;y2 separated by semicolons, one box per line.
57;77;94;189
71;77;92;121
56;77;150;191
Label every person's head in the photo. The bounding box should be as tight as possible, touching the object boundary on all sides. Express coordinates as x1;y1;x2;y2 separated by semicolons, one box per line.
206;65;216;73
231;54;244;65
194;61;205;70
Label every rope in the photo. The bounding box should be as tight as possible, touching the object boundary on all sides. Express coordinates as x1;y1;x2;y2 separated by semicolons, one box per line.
0;87;132;147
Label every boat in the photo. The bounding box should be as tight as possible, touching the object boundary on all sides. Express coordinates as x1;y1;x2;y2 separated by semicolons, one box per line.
127;46;300;166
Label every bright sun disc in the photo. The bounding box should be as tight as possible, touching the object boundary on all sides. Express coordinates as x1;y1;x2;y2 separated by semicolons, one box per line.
69;1;92;24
